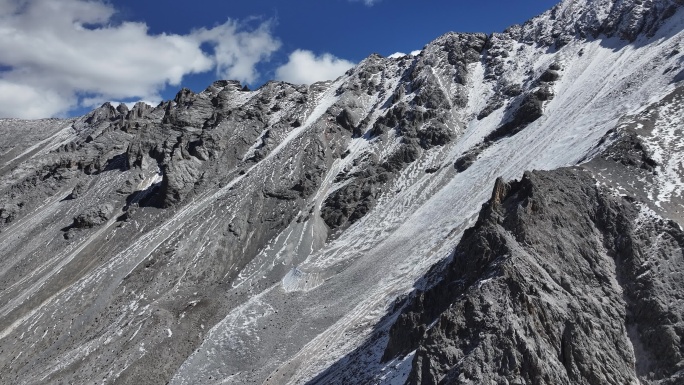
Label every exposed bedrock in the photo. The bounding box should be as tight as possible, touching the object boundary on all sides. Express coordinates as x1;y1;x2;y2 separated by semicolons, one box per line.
383;168;684;385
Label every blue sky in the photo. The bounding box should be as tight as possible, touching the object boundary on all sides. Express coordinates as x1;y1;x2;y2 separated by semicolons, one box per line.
0;0;559;118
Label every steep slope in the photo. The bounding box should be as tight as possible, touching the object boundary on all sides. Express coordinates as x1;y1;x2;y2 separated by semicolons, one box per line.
1;0;684;384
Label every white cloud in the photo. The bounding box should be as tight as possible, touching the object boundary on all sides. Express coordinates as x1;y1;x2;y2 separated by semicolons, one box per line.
0;0;281;118
0;80;73;118
275;50;355;85
194;20;281;84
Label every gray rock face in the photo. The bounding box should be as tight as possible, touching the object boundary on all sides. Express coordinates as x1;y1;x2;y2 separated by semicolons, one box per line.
383;168;684;385
0;0;683;384
72;203;115;228
484;92;545;143
0;203;19;224
321;165;387;231
510;0;684;47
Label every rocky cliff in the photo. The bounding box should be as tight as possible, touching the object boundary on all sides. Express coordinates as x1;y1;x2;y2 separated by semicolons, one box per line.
382;167;684;385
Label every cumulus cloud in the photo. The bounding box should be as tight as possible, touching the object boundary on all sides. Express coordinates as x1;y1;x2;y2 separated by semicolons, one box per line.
275;50;355;85
194;20;281;84
0;80;73;119
0;0;281;118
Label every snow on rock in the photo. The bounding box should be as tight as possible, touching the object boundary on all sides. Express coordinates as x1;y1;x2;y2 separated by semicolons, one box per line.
1;1;684;384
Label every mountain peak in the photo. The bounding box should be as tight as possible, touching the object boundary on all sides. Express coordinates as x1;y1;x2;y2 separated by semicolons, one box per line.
507;0;683;47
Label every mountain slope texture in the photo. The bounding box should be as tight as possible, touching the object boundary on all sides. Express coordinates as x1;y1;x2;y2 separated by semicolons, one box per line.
1;0;684;384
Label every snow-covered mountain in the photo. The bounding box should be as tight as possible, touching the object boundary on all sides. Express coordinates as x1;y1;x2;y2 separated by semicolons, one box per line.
1;0;683;384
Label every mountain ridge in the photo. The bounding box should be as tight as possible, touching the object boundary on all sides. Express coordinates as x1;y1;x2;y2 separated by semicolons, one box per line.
1;0;684;384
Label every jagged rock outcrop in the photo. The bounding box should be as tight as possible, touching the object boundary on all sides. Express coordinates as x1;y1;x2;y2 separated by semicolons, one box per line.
512;0;684;47
383;168;684;385
72;203;115;228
